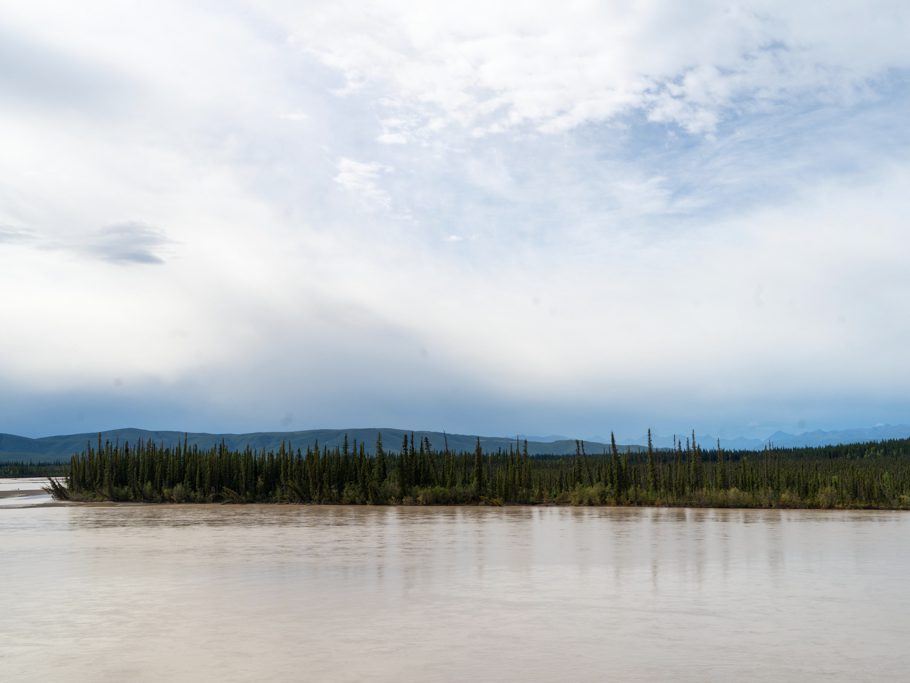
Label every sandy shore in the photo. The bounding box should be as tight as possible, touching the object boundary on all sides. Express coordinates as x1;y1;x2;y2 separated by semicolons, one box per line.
0;488;46;499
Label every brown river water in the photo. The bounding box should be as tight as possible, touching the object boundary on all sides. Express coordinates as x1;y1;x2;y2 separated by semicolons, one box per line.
2;500;908;682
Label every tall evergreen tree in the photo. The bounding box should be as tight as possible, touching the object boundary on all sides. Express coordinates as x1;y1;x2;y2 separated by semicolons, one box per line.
647;428;657;492
473;437;484;495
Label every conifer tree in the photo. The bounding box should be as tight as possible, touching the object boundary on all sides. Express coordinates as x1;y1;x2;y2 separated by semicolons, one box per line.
473;437;484;496
647;428;657;492
610;432;623;497
374;433;386;482
716;438;726;490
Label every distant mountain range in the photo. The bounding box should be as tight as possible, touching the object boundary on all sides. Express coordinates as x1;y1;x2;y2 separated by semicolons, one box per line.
626;424;910;451
2;424;908;463
0;427;640;463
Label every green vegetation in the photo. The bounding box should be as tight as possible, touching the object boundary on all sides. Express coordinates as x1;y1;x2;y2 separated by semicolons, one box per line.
57;431;910;508
0;461;67;478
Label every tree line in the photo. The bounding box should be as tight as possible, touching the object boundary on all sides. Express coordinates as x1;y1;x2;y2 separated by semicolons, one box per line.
55;431;910;508
0;461;66;478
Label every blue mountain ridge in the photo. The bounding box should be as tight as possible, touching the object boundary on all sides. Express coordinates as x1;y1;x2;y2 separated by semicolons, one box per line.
0;427;641;463
2;424;909;463
623;424;910;451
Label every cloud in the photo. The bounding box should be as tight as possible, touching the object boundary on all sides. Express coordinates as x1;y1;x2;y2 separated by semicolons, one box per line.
278;110;308;122
83;222;172;265
333;157;394;209
0;26;134;114
0;222;171;265
0;1;908;439
0;225;36;243
290;1;910;139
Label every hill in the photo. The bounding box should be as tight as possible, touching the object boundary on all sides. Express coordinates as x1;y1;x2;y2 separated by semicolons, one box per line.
0;428;638;463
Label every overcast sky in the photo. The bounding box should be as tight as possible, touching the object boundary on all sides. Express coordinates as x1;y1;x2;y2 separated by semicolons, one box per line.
1;1;909;440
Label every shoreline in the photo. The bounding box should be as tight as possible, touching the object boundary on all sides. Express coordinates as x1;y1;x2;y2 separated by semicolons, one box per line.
4;478;907;512
39;497;910;511
0;488;47;499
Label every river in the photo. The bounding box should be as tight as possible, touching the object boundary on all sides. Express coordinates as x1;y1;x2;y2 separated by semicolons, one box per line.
1;501;907;681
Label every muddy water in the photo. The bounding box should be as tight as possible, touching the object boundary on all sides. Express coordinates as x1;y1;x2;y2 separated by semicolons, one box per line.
2;504;907;681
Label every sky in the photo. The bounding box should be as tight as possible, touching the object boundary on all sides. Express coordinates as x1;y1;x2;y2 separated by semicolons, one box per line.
1;1;909;441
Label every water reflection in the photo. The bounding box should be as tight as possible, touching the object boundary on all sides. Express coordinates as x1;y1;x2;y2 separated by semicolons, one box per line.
1;505;908;682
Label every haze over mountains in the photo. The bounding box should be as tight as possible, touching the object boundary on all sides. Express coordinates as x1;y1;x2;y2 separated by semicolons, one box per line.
627;425;910;451
0;428;636;463
2;424;909;463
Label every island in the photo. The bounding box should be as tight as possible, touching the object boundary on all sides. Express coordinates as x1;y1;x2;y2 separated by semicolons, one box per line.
43;431;910;509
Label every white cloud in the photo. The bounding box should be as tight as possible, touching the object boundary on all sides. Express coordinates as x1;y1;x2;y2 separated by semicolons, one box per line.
0;1;909;436
278;111;308;122
333;158;394;210
377;131;407;145
81;222;172;265
287;0;910;139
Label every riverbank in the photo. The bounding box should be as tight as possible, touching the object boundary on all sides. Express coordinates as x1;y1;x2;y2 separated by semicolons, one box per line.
0;478;70;507
49;493;910;511
0;488;44;498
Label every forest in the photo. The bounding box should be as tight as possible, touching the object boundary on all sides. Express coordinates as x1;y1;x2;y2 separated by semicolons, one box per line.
0;461;66;478
49;430;910;509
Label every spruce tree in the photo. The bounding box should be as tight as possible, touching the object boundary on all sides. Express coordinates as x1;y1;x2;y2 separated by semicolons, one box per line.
647;428;657;493
375;433;387;483
473;437;484;496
